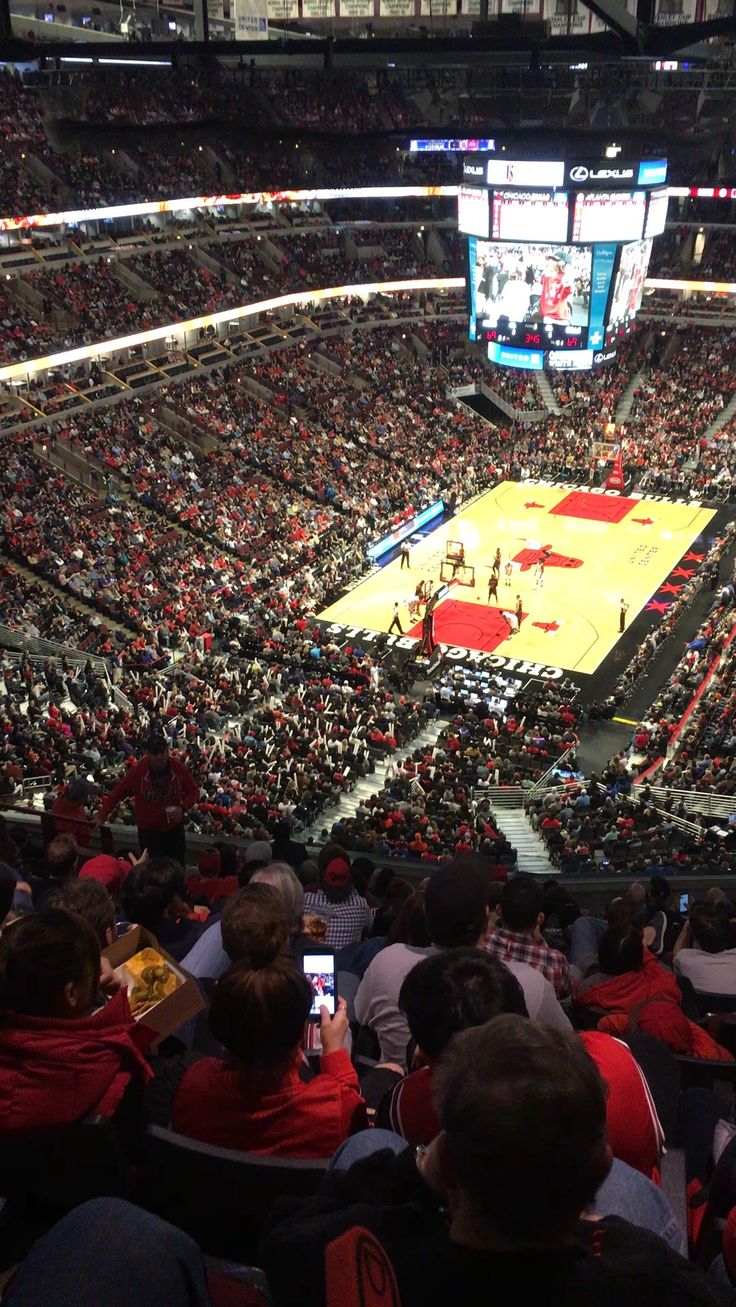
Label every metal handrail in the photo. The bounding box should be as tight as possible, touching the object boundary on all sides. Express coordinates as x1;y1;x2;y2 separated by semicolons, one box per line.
0;623;110;674
0;623;135;715
526;745;576;797
634;784;736;819
472;785;526;809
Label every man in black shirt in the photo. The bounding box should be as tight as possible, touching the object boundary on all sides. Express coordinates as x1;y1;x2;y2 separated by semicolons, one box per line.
262;1017;731;1307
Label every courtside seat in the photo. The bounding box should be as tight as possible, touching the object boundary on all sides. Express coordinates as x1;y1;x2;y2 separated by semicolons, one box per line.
142;1125;328;1260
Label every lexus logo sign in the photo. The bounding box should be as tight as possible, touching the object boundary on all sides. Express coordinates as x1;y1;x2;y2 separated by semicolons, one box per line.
568;165;635;182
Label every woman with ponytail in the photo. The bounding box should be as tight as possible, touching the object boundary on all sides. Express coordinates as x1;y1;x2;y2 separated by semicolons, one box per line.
171;916;366;1157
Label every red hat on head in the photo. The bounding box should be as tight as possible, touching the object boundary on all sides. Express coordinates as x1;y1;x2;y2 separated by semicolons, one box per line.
321;856;352;901
79;854;131;894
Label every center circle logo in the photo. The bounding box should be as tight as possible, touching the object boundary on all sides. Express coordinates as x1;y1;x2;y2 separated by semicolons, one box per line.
570;166;589;181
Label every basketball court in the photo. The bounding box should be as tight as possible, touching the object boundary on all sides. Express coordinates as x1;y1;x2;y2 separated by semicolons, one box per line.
318;481;716;676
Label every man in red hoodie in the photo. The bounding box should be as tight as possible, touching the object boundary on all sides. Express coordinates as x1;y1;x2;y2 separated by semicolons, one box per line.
97;736;199;869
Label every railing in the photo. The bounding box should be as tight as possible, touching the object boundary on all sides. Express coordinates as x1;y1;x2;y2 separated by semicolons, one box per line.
0;623;135;715
473;785;525;809
595;780;706;841
635;784;736;820
446;381;547;424
525;746;576;800
0;623;110;675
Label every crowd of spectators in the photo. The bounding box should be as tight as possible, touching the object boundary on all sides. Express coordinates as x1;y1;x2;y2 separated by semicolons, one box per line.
623;327;736;496
5;64;736;1307
1;217;458;359
331;680;580;861
610;526;736;706
531;779;734;879
694;228;736;281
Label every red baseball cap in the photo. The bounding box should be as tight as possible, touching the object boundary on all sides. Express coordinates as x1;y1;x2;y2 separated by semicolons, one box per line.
79;855;131;893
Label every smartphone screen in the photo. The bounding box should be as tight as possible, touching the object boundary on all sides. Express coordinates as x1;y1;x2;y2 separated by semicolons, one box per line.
679;892;689;914
303;950;336;1019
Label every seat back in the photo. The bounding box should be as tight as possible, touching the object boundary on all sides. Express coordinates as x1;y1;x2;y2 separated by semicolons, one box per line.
143;1126;327;1260
0;1115;133;1267
326;1226;401;1307
693;991;736;1018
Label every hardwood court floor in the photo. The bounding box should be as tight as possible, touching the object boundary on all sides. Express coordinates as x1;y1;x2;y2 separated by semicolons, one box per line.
318;481;715;676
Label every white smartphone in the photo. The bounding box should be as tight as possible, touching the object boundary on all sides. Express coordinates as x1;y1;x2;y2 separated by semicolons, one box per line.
302;948;336;1020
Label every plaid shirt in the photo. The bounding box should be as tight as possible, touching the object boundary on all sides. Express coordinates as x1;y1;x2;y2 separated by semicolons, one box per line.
485;926;572;999
303;888;372;949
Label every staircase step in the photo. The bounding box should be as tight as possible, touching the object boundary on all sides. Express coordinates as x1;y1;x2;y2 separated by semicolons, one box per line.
703;391;736;444
300;720;445;841
492;808;557;878
615;366;648;424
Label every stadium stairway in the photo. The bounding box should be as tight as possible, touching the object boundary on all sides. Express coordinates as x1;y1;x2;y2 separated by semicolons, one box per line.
535;372;561;416
702;391;736;444
299;720;445;844
493;809;557;878
614;366;648;424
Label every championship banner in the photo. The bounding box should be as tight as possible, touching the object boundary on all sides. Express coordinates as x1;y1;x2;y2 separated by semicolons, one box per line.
653;0;696;22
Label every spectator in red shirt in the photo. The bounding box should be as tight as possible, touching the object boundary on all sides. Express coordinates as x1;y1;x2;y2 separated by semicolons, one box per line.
97;736;199;867
172;933;366;1157
50;778;96;848
0;908;151;1133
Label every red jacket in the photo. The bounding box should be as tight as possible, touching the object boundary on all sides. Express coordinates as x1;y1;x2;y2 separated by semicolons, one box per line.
0;990;153;1133
172;1048;367;1158
185;873;239;907
51;795;92;848
98;756;199;832
575;950;681;1014
383;1033;664;1181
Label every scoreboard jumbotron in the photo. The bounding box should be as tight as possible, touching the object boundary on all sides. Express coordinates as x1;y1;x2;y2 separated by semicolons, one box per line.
459;156;668;372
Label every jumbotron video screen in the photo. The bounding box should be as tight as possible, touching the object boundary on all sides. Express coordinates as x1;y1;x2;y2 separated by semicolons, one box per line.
459;156;668;370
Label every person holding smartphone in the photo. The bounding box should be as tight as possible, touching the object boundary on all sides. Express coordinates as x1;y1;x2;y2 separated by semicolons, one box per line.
171;929;367;1158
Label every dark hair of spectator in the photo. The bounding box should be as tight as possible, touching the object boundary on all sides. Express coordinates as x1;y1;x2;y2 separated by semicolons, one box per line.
0;862;17;925
47;878;115;947
598;924;644;976
400;949;528;1061
424;859;489;948
0;907;100;1018
387;888;432;948
221;882;289;964
120;856;183;931
501;876;543;932
45;834;79;880
209;954;312;1067
434;1015;610;1244
689;903;730;955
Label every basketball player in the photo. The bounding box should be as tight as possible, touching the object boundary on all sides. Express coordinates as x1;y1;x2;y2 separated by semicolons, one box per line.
535;561;545;590
619;599;629;634
492;548;502;576
388;602;404;635
504;559;513;587
515;595;523;628
487;572;498;603
400;540;410;570
452;543;465;577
